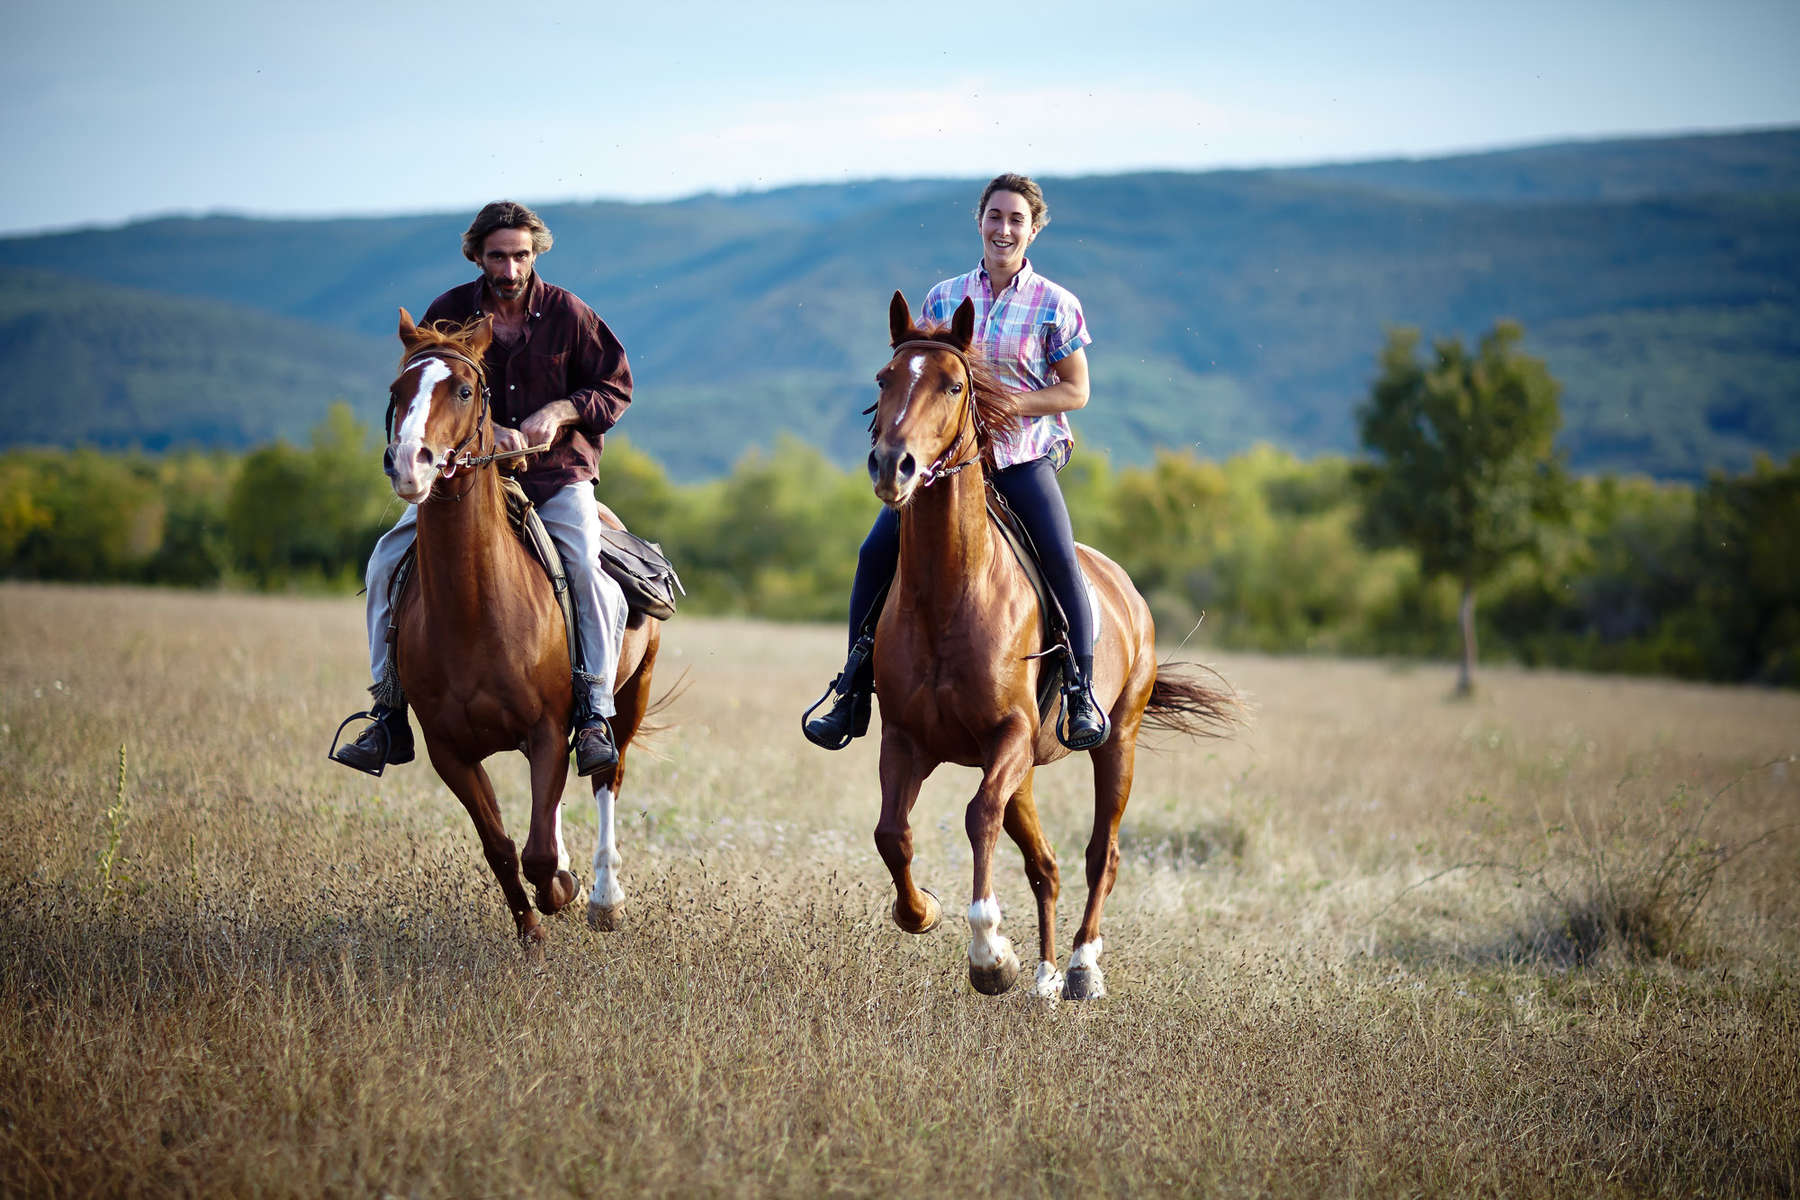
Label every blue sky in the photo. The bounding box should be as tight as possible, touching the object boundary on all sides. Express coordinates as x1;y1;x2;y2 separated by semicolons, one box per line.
4;0;1797;235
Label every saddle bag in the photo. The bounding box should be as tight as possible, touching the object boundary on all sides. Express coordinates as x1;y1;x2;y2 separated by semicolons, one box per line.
596;527;685;621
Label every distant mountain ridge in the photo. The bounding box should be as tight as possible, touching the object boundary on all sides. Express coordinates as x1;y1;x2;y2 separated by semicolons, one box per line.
2;128;1795;480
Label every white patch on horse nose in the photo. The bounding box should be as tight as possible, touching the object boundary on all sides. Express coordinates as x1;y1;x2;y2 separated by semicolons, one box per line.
398;358;451;443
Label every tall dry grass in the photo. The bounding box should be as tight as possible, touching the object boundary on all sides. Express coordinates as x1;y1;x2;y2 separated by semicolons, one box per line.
1;581;1796;1197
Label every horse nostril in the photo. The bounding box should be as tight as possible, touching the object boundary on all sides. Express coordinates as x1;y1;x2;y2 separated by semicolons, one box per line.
867;450;881;480
897;453;916;481
413;446;435;468
382;445;397;475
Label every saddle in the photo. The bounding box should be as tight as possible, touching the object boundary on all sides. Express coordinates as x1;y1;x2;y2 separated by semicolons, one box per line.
372;480;683;713
984;488;1078;724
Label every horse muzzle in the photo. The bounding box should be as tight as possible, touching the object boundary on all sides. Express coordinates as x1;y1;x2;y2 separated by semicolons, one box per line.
869;444;920;507
385;439;441;503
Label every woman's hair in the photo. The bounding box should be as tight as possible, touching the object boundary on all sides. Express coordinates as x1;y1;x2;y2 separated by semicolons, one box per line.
461;200;554;263
976;173;1049;233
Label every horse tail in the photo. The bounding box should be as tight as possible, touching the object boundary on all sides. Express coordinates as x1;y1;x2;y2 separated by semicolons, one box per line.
631;667;691;740
1142;660;1242;740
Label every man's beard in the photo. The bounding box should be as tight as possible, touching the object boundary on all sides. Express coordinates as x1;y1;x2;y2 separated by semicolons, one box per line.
488;274;529;301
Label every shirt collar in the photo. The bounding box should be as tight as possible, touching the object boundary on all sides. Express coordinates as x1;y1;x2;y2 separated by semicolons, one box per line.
975;257;1035;295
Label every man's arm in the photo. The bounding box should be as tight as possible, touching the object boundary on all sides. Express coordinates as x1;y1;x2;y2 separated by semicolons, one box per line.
562;307;633;437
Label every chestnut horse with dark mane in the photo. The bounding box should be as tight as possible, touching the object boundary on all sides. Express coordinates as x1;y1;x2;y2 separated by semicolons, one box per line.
381;309;660;946
866;292;1236;1000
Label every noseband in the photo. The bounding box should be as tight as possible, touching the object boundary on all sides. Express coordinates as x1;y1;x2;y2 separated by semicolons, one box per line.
879;340;985;485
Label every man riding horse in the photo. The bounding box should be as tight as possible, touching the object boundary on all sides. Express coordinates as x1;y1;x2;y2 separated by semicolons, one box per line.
333;200;633;779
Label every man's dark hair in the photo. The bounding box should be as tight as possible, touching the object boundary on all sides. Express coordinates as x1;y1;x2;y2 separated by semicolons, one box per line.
461;200;554;263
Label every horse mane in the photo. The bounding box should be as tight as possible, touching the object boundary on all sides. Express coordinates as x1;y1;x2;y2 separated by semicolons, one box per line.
400;318;490;370
908;324;1024;470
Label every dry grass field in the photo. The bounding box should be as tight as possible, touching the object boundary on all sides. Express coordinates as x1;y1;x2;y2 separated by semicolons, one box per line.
2;581;1796;1198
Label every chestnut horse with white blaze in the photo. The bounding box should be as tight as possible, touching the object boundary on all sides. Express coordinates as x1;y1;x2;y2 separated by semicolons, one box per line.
382;309;660;945
867;292;1236;1000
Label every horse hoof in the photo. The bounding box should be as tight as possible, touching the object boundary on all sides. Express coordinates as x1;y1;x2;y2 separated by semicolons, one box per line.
535;870;580;915
1030;961;1065;1001
969;949;1021;996
587;899;621;932
894;888;942;935
1063;964;1107;1001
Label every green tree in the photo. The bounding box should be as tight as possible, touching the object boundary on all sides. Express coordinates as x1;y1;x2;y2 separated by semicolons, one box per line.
1355;320;1568;694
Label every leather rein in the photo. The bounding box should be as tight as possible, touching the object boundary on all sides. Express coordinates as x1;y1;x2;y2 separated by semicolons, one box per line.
880;340;986;486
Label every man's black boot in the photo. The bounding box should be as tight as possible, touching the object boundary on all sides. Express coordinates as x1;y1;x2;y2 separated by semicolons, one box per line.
331;703;415;774
1058;653;1111;751
573;676;619;778
802;634;874;750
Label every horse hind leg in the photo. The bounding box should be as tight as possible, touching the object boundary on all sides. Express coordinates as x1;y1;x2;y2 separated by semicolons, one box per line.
1002;771;1064;999
588;629;657;932
1065;724;1139;1001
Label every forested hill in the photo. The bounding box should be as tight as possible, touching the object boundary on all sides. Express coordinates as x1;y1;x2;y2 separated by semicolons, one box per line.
2;128;1796;480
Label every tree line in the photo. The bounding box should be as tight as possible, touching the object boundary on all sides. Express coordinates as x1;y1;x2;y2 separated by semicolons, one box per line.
4;339;1795;689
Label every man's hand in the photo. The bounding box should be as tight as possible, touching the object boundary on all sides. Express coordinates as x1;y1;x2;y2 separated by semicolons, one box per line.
519;400;580;449
491;424;528;455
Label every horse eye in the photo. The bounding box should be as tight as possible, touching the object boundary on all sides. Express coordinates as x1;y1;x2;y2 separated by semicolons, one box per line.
949;382;964;395
459;385;473;400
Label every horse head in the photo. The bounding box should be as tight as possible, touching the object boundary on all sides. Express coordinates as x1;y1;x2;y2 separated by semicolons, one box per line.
383;308;494;503
869;291;992;508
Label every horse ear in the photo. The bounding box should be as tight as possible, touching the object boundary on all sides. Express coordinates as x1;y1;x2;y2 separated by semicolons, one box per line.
950;297;975;349
467;314;494;360
397;306;418;344
889;290;913;347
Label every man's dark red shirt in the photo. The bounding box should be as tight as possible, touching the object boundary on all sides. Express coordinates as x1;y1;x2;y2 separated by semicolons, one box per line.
423;273;632;505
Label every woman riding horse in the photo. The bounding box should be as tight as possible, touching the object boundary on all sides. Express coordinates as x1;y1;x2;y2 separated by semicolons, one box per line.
804;173;1108;752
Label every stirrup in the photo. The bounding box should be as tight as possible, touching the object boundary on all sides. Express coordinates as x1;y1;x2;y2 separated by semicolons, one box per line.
801;633;875;750
1057;679;1111;752
329;710;393;778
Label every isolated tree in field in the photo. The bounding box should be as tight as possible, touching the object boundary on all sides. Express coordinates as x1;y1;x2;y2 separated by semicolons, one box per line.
1355;320;1568;695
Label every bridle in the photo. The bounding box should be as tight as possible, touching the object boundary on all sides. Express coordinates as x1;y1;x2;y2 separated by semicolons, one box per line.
385;347;511;500
876;339;986;486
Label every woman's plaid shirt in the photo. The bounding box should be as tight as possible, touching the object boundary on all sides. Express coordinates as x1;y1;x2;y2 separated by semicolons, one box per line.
922;260;1092;470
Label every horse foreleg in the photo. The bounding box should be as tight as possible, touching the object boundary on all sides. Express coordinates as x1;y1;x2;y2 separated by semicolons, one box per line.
431;747;541;945
965;721;1035;996
1066;721;1140;1001
875;727;940;935
520;727;579;917
1002;770;1063;999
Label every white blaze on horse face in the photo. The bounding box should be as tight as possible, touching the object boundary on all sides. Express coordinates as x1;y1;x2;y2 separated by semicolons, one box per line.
888;354;928;431
967;895;1009;968
398;358;450;445
389;357;452;499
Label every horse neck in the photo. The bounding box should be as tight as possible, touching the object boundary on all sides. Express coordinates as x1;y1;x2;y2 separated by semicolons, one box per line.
895;462;998;614
412;465;515;620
